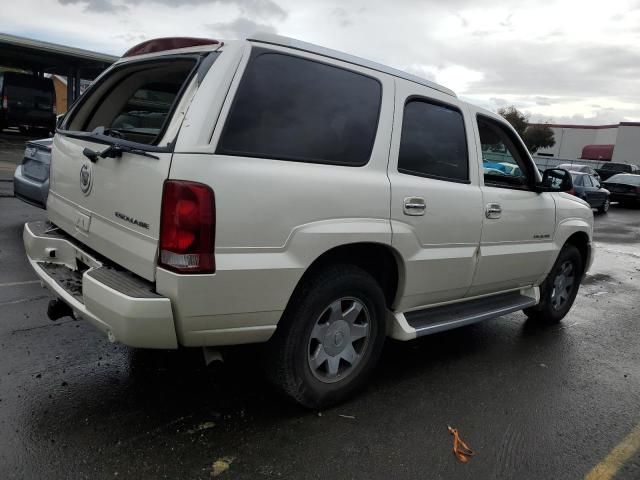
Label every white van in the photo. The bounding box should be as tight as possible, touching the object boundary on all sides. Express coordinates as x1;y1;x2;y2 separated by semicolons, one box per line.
24;34;593;407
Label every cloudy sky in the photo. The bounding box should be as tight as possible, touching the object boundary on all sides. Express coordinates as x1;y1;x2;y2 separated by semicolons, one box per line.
3;0;640;124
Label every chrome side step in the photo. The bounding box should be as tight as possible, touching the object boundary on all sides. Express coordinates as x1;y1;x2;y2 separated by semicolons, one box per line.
404;291;537;338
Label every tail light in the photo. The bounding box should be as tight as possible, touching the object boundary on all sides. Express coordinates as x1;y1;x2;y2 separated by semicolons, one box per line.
2;96;7;109
159;180;215;273
567;187;576;196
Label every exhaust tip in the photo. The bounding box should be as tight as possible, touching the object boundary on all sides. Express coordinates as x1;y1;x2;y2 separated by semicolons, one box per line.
47;299;74;321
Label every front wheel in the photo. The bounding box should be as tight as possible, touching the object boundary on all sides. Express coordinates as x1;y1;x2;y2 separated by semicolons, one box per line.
265;265;386;408
524;244;583;324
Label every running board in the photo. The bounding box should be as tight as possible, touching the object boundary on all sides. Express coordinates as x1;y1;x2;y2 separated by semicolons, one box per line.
398;290;537;339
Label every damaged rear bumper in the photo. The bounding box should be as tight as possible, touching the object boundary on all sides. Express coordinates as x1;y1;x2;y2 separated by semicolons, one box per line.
23;221;178;349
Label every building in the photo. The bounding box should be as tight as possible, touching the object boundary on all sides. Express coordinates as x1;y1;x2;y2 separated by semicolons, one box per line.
534;122;640;165
0;32;117;111
51;75;92;114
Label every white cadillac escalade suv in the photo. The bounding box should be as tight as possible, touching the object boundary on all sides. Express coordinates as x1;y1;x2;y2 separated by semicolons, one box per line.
24;34;594;407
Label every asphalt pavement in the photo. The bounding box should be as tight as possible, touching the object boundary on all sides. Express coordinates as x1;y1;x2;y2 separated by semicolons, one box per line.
0;196;639;479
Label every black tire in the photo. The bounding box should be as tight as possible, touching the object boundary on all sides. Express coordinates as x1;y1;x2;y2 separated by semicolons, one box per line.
524;244;583;324
265;264;386;408
597;197;610;214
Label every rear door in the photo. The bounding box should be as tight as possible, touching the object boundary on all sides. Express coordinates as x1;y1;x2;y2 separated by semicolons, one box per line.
48;52;216;280
388;81;483;309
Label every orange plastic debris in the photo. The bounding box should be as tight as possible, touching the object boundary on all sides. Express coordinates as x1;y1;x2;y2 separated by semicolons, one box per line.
448;426;476;463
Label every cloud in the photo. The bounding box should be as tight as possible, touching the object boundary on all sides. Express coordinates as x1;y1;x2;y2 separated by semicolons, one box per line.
205;17;277;39
58;0;122;13
57;0;287;19
331;7;353;27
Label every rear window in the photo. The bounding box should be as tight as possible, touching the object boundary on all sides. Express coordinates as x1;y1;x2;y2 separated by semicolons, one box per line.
63;57;199;145
217;49;382;166
607;174;640;185
601;163;628;171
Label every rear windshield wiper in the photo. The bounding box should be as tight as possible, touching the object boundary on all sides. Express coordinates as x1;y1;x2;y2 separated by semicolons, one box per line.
83;143;159;162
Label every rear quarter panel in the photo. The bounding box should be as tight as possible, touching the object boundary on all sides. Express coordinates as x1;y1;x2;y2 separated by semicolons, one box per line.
160;43;396;346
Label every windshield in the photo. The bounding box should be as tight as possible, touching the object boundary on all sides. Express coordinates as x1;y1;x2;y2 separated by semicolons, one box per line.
63;57;200;145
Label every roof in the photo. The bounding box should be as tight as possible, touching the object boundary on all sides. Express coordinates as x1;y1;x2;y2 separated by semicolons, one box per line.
0;32;117;79
247;33;456;97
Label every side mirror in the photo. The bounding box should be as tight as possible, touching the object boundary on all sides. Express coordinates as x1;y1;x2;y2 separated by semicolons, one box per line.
537;168;573;192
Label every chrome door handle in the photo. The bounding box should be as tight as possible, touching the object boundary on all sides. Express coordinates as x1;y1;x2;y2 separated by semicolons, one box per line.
485;203;502;219
403;197;426;216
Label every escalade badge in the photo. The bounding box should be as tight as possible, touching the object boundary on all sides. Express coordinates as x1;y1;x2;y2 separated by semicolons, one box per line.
79;162;93;195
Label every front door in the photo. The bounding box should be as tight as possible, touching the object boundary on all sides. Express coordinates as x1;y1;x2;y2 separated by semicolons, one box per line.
388;83;483;311
467;111;557;297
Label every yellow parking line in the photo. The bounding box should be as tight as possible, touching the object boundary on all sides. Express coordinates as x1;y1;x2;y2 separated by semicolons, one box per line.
585;423;640;480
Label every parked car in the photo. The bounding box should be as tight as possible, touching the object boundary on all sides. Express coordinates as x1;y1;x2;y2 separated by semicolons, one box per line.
23;34;594;408
0;72;56;134
595;162;640;181
499;162;522;176
13;138;52;208
557;163;600;181
601;174;640;206
568;172;610;213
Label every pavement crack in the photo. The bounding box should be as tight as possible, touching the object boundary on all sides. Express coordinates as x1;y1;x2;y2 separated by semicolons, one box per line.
11;318;74;333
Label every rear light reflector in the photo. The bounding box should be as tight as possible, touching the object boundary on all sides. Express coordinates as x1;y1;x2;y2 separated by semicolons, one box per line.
159;180;215;273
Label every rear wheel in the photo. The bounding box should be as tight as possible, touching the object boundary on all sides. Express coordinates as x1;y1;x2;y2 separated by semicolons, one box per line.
598;197;610;214
524;244;583;324
265;264;386;408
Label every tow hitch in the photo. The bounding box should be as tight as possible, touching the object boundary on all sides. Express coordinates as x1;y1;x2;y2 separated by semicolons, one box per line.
47;299;74;321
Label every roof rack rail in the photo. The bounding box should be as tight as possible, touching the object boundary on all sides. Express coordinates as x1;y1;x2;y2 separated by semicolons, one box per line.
247;33;456;97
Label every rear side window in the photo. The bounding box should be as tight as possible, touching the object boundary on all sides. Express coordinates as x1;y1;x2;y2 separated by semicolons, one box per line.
217;49;382;166
398;100;469;182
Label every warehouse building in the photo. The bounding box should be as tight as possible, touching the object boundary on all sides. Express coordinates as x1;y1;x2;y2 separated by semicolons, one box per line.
534;122;640;164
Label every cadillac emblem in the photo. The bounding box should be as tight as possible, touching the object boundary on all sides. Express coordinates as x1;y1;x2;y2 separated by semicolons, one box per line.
79;162;93;195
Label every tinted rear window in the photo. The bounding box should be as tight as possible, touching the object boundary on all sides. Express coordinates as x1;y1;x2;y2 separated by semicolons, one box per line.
607;174;640;185
217;49;382;166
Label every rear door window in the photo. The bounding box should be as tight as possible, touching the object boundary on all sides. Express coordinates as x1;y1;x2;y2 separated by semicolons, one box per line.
217;49;382;166
397;99;469;182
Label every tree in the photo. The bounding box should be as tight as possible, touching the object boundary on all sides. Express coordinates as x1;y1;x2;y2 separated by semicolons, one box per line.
498;106;555;153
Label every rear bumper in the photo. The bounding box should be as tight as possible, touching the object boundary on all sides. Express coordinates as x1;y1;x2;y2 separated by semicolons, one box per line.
23;221;178;349
13;165;48;208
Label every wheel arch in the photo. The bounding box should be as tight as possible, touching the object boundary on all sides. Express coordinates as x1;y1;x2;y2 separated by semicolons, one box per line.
564;230;591;274
289;242;404;310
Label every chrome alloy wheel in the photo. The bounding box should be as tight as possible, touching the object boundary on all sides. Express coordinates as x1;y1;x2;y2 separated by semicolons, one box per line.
307;297;371;383
551;260;575;310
